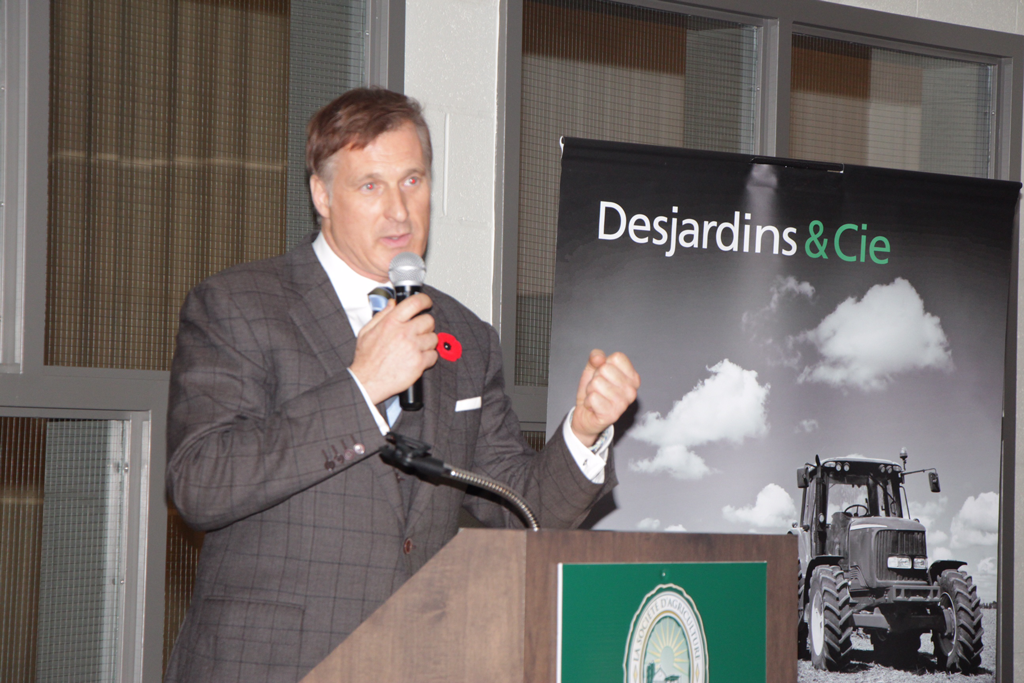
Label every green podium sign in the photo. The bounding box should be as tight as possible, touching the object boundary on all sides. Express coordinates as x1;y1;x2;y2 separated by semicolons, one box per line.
557;562;767;683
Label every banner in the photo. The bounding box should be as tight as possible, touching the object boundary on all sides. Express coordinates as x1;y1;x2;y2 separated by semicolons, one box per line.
547;138;1019;678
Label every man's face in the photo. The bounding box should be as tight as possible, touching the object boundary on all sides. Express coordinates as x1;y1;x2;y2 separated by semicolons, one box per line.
310;121;430;282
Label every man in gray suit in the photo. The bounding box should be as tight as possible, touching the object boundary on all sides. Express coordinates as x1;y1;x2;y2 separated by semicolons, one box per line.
165;88;639;682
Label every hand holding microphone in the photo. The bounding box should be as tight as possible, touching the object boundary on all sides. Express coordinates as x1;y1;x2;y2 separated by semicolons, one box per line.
349;253;436;408
389;253;428;411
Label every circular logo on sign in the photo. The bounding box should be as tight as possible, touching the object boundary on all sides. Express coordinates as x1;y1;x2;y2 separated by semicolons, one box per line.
623;584;708;683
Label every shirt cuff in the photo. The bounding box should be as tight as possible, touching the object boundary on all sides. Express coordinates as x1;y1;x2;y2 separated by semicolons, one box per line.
347;368;390;436
562;407;613;484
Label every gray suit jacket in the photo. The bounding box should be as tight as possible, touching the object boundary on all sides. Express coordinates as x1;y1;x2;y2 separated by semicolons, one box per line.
164;240;615;682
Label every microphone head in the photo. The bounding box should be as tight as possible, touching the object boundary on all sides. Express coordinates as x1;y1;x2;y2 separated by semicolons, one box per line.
389;252;426;288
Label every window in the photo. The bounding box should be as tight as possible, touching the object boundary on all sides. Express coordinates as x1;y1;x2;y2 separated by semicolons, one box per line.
790;33;994;178
1;0;390;679
0;414;143;683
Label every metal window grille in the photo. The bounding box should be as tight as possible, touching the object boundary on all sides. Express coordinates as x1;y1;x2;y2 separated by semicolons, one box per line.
286;0;366;248
516;0;758;387
0;417;129;683
790;34;993;178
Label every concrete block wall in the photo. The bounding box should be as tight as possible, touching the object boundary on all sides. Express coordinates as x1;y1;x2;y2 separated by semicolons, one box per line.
404;0;503;323
831;0;1023;31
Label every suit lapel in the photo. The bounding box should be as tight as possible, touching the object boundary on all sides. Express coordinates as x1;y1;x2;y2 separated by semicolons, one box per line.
406;298;459;529
288;278;359;371
285;243;358;372
283;240;406;526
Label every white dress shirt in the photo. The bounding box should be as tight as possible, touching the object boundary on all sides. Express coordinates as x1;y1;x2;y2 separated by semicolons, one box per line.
312;233;611;483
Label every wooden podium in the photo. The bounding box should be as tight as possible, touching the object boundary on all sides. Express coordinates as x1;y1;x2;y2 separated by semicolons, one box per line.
301;529;796;683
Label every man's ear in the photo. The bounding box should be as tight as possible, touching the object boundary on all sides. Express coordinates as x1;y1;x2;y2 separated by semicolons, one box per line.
310;174;330;219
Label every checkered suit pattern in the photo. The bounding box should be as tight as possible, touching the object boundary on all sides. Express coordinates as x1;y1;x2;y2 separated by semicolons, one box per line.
163;239;616;682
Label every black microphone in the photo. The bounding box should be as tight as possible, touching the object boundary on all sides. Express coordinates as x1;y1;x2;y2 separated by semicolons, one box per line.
389;252;427;411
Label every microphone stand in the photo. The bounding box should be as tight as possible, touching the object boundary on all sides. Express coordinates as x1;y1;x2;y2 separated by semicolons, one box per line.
377;432;540;532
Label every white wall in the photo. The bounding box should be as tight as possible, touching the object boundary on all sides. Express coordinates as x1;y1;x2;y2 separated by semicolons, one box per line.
824;0;1023;31
405;0;503;323
404;0;1024;675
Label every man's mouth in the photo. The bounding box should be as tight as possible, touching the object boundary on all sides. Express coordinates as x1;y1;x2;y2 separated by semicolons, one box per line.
381;234;413;248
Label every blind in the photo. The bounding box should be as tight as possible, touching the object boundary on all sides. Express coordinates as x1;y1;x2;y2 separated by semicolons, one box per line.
0;418;47;683
36;421;128;683
46;0;290;371
517;0;758;386
790;34;993;178
162;505;203;674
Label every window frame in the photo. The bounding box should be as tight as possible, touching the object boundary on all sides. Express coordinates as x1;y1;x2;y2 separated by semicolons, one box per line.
497;2;1023;677
787;24;1007;179
367;0;406;91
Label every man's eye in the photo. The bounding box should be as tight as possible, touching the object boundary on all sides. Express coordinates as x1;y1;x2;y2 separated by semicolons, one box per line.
406;176;420;186
363;182;376;191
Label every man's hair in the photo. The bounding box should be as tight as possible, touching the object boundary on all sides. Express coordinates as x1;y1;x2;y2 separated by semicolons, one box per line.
306;88;432;178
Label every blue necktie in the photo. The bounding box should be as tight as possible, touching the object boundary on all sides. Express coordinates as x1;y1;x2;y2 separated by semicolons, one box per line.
368;286;395;315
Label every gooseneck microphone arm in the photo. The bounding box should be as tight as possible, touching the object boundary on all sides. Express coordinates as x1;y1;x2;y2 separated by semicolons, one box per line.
377;432;540;532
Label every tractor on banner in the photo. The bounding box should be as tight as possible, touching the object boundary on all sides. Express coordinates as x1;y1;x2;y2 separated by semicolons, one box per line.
793;451;982;672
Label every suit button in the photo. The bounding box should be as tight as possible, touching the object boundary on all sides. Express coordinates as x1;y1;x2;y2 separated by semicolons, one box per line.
403;538;413;554
343;448;356;462
353;443;365;455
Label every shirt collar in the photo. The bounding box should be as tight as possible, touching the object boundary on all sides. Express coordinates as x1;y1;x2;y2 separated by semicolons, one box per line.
312;232;391;334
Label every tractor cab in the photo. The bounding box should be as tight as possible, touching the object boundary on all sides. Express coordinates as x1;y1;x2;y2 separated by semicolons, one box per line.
797;457;908;564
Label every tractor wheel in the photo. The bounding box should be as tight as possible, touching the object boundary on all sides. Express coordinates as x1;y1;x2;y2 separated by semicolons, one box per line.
808;565;854;671
798;621;809;660
871;631;922;668
932;569;983;672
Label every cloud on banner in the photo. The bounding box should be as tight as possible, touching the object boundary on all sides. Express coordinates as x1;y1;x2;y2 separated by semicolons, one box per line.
722;483;797;530
627;359;769;480
794;278;952;392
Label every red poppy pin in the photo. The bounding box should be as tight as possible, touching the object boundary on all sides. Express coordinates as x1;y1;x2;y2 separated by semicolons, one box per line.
437;332;462;361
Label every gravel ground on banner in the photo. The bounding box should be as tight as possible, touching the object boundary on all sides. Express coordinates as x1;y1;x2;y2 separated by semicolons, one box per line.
798;608;997;683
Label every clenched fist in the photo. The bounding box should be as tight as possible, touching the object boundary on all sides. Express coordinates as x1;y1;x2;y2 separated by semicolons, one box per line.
571;349;641;447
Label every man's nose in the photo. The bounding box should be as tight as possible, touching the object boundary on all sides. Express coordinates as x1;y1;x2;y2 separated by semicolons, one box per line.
383;185;409;222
